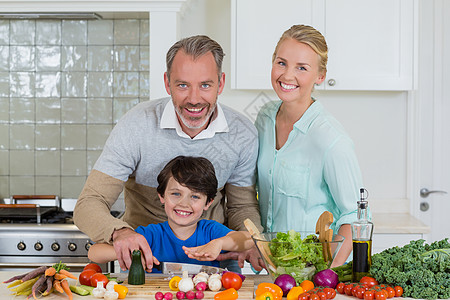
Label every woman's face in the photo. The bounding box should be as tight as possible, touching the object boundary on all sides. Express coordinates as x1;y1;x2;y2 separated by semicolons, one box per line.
271;38;325;104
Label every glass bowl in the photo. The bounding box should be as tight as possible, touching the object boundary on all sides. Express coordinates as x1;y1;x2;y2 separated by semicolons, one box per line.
252;231;344;283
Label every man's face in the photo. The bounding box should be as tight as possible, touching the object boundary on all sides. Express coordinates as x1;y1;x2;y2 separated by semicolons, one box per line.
164;50;225;138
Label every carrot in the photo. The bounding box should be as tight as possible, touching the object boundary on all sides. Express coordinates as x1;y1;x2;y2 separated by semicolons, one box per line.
21;266;47;282
45;267;56;277
54;273;68;280
53;279;64;293
42;276;54;296
3;272;27;283
61;280;73;300
58;269;78;280
31;274;46;300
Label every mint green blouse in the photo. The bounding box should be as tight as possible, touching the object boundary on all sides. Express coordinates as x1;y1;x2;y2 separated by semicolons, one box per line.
255;100;363;234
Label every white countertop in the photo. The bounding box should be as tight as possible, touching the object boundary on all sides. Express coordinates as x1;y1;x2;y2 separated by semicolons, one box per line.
372;213;430;234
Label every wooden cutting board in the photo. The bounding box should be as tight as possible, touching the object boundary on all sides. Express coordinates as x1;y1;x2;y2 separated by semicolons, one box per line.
123;276;254;298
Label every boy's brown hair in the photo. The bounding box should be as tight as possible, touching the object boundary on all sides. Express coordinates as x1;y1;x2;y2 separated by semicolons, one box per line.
157;156;218;203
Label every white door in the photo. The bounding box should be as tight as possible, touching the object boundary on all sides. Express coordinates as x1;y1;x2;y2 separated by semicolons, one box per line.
413;0;450;242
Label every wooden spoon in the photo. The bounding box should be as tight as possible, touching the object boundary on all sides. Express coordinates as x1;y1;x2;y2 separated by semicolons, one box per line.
243;218;277;272
315;211;334;263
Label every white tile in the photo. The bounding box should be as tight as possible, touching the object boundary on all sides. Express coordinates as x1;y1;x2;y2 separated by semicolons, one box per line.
10;124;35;150
0;46;9;71
9;72;35;97
88;72;113;97
113;97;139;123
35;72;61;98
9;176;35;195
35;124;60;150
87;124;112;150
10;150;35;175
10;98;35;123
10;20;35;45
36;20;61;45
140;20;149;45
61;176;86;198
0;124;8;150
62;46;87;71
0;72;9;97
36;46;61;71
35;151;60;175
62;72;87;97
88;20;113;45
114;19;139;45
140;72;150;98
87;150;102;173
10;46;35;71
0;98;9;123
36;98;61;124
87;98;112;124
61;124;87;150
0;151;8;174
35;176;60;195
113;72;139;97
88;46;113;71
61;150;86;176
0;20;9;45
62;20;87;45
140;46;149;71
61;98;86;123
114;45;139;71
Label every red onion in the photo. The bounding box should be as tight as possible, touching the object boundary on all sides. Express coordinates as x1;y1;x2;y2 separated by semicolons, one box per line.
313;269;339;289
274;274;297;296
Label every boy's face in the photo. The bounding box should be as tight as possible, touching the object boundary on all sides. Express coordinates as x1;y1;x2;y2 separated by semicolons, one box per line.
159;177;212;229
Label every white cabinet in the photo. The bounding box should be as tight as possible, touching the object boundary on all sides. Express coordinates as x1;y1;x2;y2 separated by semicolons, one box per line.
231;0;415;91
372;233;424;254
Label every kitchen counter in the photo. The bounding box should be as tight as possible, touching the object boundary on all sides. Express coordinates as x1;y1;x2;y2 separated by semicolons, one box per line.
0;272;440;300
372;213;430;234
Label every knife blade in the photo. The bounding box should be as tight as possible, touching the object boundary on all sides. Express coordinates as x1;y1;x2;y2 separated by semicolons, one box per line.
153;262;224;275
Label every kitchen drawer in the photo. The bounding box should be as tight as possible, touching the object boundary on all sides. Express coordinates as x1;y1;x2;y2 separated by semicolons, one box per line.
372;233;424;254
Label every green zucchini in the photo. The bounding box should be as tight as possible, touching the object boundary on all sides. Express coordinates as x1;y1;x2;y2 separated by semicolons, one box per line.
128;249;145;285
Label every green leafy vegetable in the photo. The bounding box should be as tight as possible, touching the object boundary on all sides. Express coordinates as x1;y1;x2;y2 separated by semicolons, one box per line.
52;261;68;272
268;230;328;283
331;261;352;282
369;238;450;299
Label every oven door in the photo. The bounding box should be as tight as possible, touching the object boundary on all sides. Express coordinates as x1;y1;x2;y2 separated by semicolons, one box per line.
0;256;109;272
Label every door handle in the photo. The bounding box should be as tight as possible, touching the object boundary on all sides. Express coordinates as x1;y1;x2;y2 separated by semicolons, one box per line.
420;188;448;198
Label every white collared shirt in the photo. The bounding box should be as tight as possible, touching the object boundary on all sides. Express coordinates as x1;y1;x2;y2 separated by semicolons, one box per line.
160;100;229;140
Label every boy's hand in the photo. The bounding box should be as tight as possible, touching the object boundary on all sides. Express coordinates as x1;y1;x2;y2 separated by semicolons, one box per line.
216;246;265;272
182;240;223;261
112;227;159;272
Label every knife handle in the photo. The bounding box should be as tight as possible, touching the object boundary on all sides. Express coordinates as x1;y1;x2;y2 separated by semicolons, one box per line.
153;263;162;271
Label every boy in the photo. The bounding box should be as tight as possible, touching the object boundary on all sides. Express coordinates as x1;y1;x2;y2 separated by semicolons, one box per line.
88;156;254;271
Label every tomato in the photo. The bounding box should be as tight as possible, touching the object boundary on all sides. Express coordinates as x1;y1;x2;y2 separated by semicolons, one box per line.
394;286;403;297
344;284;354;296
375;291;387;300
83;263;102;273
90;272;109;288
364;290;375;300
360;277;379;288
298;293;310;300
356;287;366;299
79;269;97;286
323;288;336;299
316;291;327;300
221;272;243;291
309;294;320;300
336;283;345;294
385;286;395;298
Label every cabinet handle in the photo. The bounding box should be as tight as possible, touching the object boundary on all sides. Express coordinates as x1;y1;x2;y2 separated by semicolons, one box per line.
327;79;336;86
420;188;448;198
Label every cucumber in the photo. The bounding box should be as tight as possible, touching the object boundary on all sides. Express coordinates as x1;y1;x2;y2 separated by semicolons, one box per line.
128;249;145;285
69;285;94;296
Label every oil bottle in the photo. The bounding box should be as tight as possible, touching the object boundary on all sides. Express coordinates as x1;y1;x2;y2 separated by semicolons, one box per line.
351;188;373;282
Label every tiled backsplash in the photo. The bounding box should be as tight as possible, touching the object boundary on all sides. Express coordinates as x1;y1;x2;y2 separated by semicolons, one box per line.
0;18;149;199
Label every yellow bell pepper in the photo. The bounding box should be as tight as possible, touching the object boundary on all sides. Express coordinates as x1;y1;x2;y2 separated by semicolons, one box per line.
256;291;274;300
287;286;304;300
255;283;283;300
169;276;182;291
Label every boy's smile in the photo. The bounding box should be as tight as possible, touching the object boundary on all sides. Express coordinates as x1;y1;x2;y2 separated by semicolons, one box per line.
159;177;212;240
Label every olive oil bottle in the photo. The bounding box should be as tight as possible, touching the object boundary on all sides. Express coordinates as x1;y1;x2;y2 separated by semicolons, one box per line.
351;188;373;282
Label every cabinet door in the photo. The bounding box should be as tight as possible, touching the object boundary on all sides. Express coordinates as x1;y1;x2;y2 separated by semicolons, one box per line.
231;0;323;89
323;0;414;90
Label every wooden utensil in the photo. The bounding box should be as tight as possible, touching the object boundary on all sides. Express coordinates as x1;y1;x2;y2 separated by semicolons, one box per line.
243;218;277;272
315;211;334;263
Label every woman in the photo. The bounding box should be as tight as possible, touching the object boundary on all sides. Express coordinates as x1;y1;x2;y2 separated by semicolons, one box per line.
255;25;363;266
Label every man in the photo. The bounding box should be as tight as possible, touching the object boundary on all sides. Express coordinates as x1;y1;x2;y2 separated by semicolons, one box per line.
73;35;264;273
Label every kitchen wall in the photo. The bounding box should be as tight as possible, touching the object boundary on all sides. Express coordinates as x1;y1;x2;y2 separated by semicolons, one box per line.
179;0;410;213
0;18;149;200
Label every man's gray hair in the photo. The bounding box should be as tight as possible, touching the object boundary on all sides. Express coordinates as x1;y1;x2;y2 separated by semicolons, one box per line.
166;35;225;81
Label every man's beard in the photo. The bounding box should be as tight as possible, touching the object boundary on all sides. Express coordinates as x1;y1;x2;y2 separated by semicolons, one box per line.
175;103;217;129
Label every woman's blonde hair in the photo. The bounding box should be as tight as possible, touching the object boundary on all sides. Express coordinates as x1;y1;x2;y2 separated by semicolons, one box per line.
272;24;328;74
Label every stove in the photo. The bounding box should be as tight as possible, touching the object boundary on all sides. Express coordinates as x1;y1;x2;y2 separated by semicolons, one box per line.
0;195;117;272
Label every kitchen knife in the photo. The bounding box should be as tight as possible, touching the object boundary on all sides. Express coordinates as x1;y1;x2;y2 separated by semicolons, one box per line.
153;262;224;275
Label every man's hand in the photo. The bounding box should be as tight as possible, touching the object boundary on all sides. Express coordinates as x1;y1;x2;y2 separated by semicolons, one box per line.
112;228;159;272
216;245;265;272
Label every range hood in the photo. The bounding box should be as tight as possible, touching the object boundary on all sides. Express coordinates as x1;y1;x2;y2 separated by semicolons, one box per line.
0;12;102;20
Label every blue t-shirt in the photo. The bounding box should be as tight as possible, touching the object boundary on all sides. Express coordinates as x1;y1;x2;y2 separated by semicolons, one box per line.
135;219;232;272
